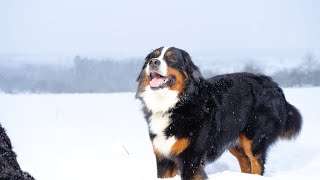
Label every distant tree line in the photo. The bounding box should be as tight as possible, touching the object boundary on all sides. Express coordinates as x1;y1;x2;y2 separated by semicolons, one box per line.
242;53;320;87
0;56;143;93
0;55;319;93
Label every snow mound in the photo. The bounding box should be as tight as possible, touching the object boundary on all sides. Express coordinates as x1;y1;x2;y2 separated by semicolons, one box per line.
0;87;319;180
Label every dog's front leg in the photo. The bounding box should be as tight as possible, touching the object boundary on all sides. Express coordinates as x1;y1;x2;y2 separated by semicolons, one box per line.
155;156;179;178
180;157;207;180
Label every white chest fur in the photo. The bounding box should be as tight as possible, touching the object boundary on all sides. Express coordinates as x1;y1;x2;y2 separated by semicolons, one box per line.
141;86;179;113
149;112;177;157
140;84;180;157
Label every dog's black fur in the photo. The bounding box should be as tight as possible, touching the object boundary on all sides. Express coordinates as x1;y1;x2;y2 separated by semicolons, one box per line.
136;47;302;180
0;124;34;180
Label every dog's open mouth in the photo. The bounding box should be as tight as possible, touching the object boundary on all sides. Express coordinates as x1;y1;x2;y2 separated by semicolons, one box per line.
149;72;170;89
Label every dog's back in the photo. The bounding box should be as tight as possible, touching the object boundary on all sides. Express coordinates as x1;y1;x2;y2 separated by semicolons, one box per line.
207;72;302;174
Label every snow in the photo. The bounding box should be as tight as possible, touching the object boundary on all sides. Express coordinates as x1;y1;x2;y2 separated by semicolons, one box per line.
0;87;320;180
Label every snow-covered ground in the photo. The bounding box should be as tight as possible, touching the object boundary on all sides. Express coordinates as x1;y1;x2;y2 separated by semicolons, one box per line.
0;87;319;180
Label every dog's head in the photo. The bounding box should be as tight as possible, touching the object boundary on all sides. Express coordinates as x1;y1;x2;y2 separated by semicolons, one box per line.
136;47;203;113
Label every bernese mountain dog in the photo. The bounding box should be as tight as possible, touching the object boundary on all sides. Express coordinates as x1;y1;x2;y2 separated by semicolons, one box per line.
136;47;302;180
0;124;34;180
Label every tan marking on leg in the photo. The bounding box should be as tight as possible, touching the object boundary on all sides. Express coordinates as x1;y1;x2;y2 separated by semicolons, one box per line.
171;165;179;177
191;170;205;180
239;134;262;175
163;170;172;178
170;138;190;156
163;165;179;178
229;147;251;173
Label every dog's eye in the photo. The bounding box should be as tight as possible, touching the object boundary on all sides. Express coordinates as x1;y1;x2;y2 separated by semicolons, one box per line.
168;58;176;63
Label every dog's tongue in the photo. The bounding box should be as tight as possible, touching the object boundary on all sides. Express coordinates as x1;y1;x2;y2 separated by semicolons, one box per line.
150;74;165;88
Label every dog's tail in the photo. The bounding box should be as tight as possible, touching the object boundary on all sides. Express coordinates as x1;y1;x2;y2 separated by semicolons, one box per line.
280;102;302;140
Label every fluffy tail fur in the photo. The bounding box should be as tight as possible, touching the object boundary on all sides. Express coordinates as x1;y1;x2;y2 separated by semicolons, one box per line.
280;102;303;140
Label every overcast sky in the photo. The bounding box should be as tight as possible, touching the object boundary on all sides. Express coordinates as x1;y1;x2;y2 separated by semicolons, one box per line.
1;0;320;58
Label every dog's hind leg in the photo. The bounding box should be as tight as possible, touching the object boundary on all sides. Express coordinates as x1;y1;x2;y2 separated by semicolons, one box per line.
239;134;264;175
229;146;251;173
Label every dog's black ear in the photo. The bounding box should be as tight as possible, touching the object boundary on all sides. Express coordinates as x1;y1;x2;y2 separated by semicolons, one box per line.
181;50;203;84
136;52;152;82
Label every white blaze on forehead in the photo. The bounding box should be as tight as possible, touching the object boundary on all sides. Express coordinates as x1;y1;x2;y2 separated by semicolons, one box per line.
157;46;170;60
145;47;171;77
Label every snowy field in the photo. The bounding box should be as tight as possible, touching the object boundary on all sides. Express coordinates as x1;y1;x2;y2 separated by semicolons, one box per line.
0;87;320;180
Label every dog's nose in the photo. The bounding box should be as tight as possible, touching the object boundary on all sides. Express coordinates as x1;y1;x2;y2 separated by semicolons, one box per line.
149;59;161;68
